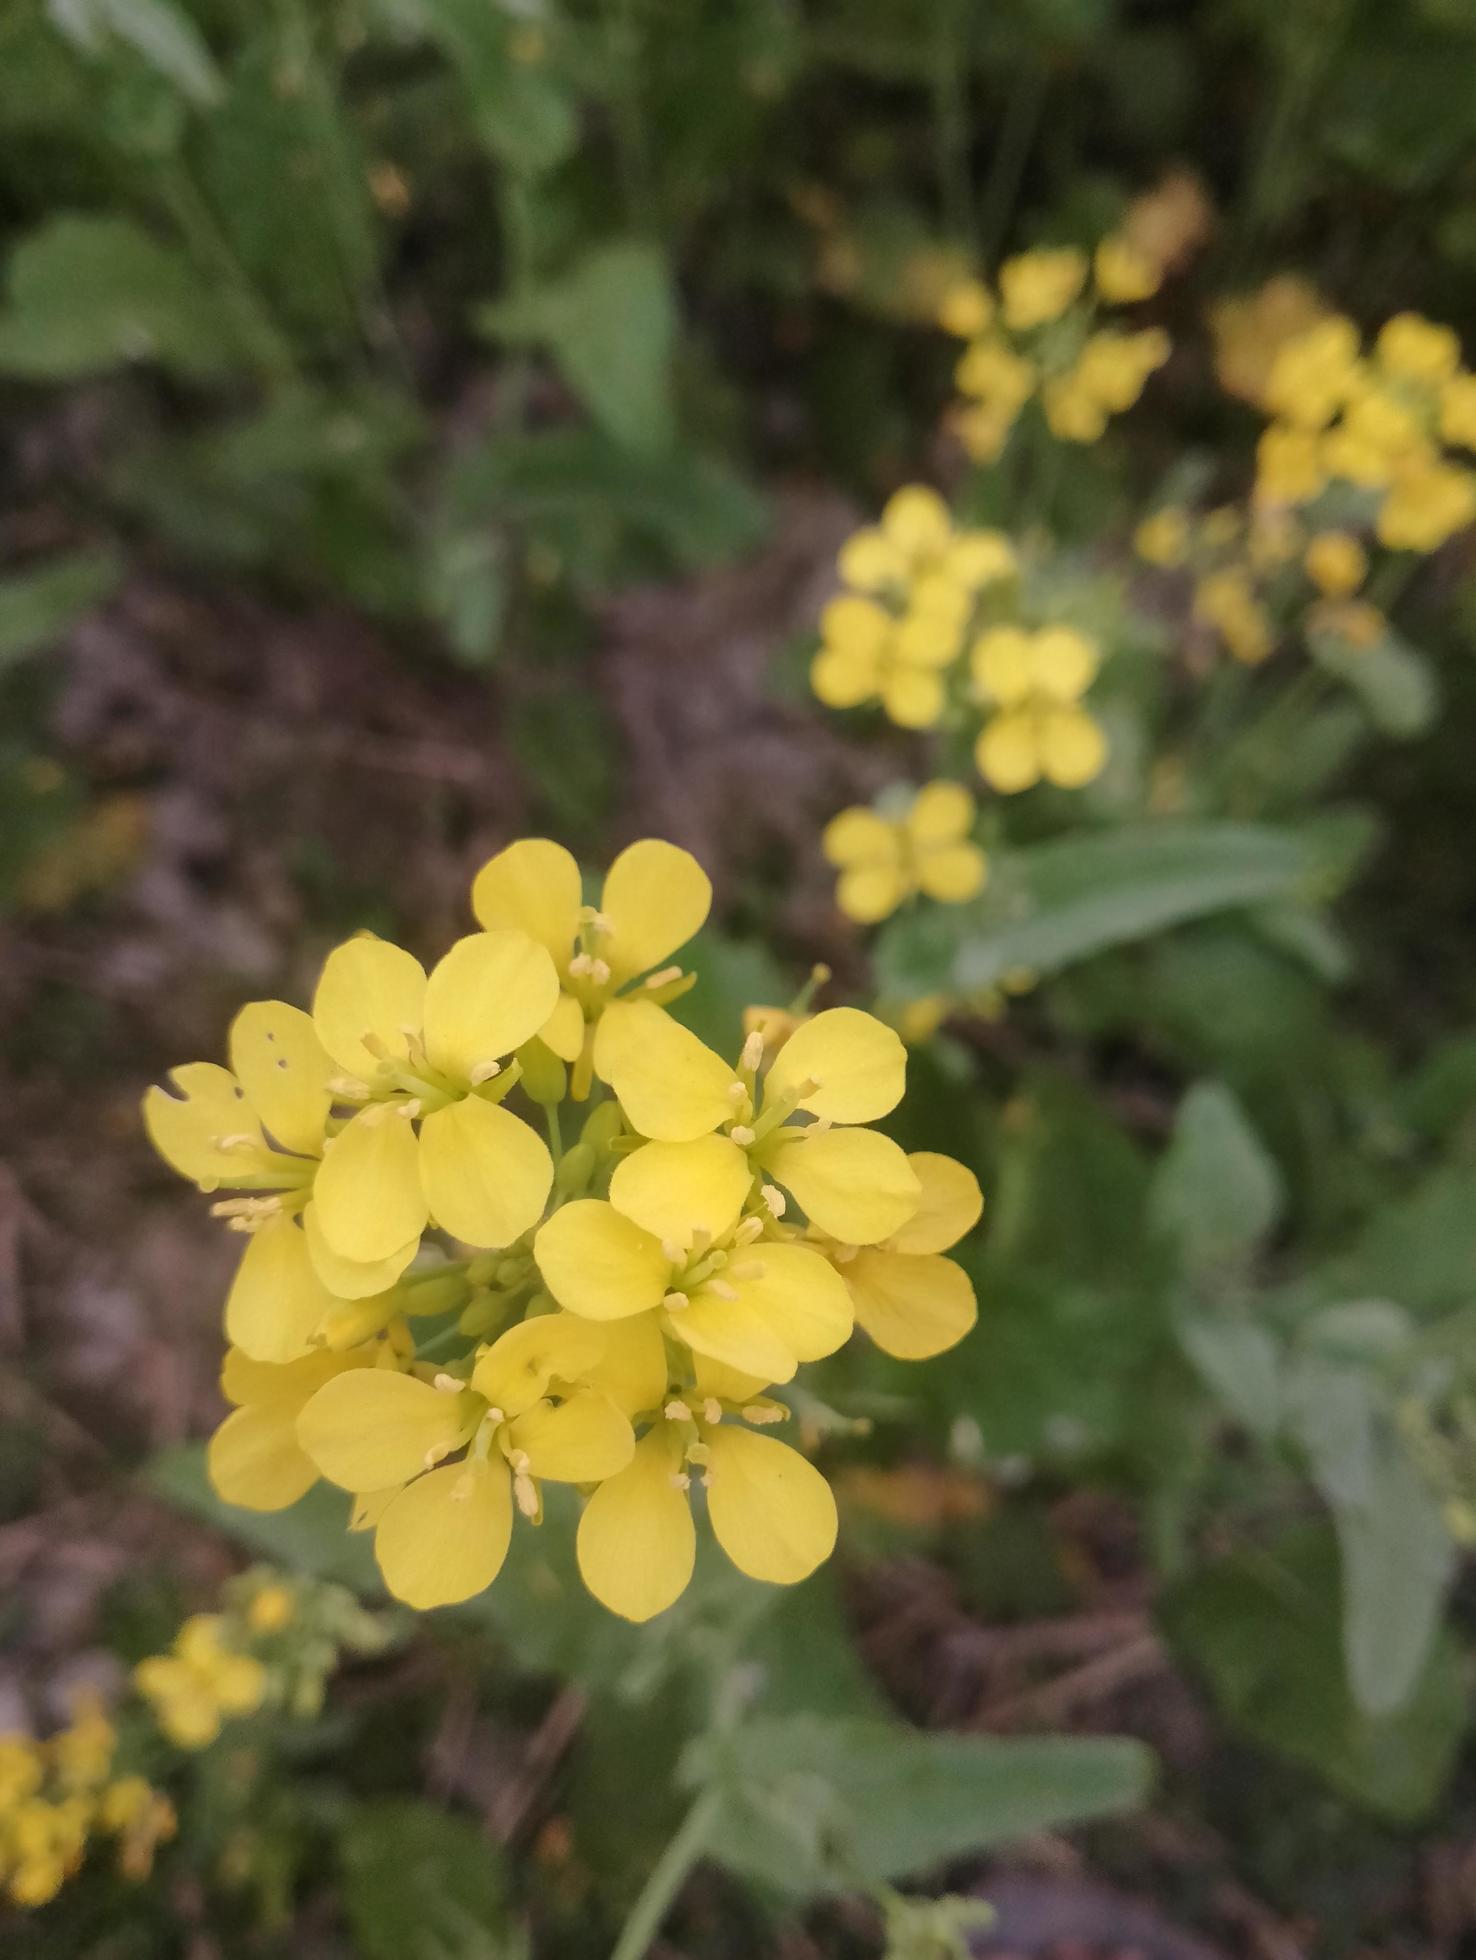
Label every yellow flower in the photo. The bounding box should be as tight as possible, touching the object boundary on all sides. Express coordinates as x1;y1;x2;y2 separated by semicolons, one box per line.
938;277;994;338
955;336;1037;417
821;781;987;924
1263;315;1362;431
1439;373;1476;450
246;1584;295;1634
50;1694;115;1793
297;1324;645;1609
836;486;1013;600
309;930;557;1262
1376;459;1476;553
1134;507;1191;568
817;1151;981;1360
1193;568;1273;665
207;1343;387;1512
1211;274;1329;407
1093;234;1161;304
581;1008;920;1249
1121;170;1213;274
999;246;1088;331
971;626;1108;794
1042;375;1107;444
0;1737;44;1809
1254;423;1326;505
1303;530;1367;598
135;1615;267;1749
1306;598;1386;649
1375;312;1460;385
470;837;711;1072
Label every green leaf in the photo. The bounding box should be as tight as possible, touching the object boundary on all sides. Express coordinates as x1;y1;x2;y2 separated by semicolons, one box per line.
339;1801;521;1960
47;0;223;105
874;822;1316;999
0;214;245;379
1164;1526;1466;1822
479;240;677;453
1151;1082;1283;1276
1334;1437;1455;1719
146;1444;381;1592
684;1715;1152;1898
409;0;577;174
1177;1317;1281;1437
0;547;123;671
1307;616;1438;738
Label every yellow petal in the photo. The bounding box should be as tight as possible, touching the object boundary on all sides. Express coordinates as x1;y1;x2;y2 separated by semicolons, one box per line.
766;1126;921;1244
418;1096;552;1248
592;999;739;1140
609;1136;751;1246
732;1242;853;1363
227;1001;331;1157
577;1429;695;1622
880;665;945;728
534;1199;671;1320
821;806;901;870
975;712;1041;793
836;862;908;923
585;1313;670;1416
880;484;952;559
811;641;881;708
540;992;586;1063
207;1405;318;1511
1039;708;1107;788
297;1370;479;1492
670;1293;797;1383
888;1152;983;1254
844;1249;978;1360
313;1107;428;1262
692;1354;773;1403
970;625;1035;705
704;1427;837;1584
224;1216;334;1364
220;1344;360;1411
470;838;582;966
422;931;560;1081
1032;626;1098;701
470;1312;608;1417
764;1007;906;1124
311;936;427;1079
143;1064;262;1190
907;780;974;846
600;839;712;984
509;1391;634;1482
302;1200;418;1300
375;1459;512;1609
916;842;987;904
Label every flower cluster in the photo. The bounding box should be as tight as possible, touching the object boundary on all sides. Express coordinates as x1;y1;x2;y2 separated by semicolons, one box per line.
1254;310;1476;554
145;842;983;1624
811;486;1016;729
940;238;1171;461
971;623;1106;792
822;782;986;924
0;1698;174;1909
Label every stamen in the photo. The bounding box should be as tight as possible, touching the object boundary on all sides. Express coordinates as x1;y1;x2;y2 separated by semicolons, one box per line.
743;1402;786;1426
422;1443;450;1469
728;1260;766;1281
668;1472;691;1491
588;911;614;938
513;1473;539;1518
432;1373;462;1394
508;1450;531;1475
702;1397;723;1425
740;1031;766;1072
663;1290;690;1311
700;1470;713;1489
644;964;681;988
832;1242;859;1264
704;1279;738;1302
728;1124;756;1147
212;1132;259;1153
799;1075;823;1097
664;1399;692;1421
734;1217;765;1244
660;1238;686;1265
567;953;594;979
762;1184;787;1217
587;957;611;986
468;1059;502;1086
726;1081;748;1105
327;1075;370;1100
397;1099;422;1119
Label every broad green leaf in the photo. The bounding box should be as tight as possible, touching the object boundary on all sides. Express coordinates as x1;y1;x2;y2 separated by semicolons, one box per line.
874;822;1316;999
1164;1526;1466;1822
479;240;678;453
0;547;123;671
1308;615;1438;738
683;1715;1152;1897
339;1802;521;1960
147;1444;381;1592
1286;1167;1476;1318
1150;1082;1283;1276
409;0;577;174
1177;1316;1281;1437
0;214;245;379
47;0;222;105
1334;1436;1454;1718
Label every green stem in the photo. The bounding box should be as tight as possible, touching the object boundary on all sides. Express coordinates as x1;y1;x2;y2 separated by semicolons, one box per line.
608;1787;722;1960
545;1100;564;1168
153;164;297;384
602;0;656;233
977;54;1048;270
931;0;973;246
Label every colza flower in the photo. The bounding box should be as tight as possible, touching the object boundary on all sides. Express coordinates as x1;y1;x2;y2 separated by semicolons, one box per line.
134;1615;267;1750
207;1337;406;1512
972;625;1108;793
822;781;987;924
309;928;558;1261
813;1151;981;1361
811;488;1016;727
470;837;710;1082
590;1000;920;1246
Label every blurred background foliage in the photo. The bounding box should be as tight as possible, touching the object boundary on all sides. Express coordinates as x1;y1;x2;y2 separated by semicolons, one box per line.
6;0;1476;1955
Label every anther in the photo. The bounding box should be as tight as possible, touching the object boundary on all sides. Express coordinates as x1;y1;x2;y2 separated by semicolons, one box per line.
728;1124;756;1147
668;1472;691;1491
740;1031;766;1071
762;1184;786;1216
664;1399;692;1421
567;953;594;978
588;911;614;937
799;1075;823;1097
660;1238;685;1265
513;1473;538;1518
433;1373;461;1394
726;1081;748;1105
705;1279;738;1302
728;1260;766;1281
327;1075;370;1099
644;964;681;988
397;1099;421;1119
663;1290;690;1312
587;957;611;986
734;1217;765;1244
702;1397;723;1424
832;1242;858;1264
423;1443;450;1469
468;1059;502;1085
743;1402;786;1426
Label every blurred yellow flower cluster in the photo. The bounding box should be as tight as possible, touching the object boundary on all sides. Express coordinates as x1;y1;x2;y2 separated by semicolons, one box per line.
0;1697;174;1909
145;842;984;1625
971;624;1107;791
811;485;1016;727
822;782;986;923
1255;310;1476;553
135;1615;269;1750
940;237;1170;461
